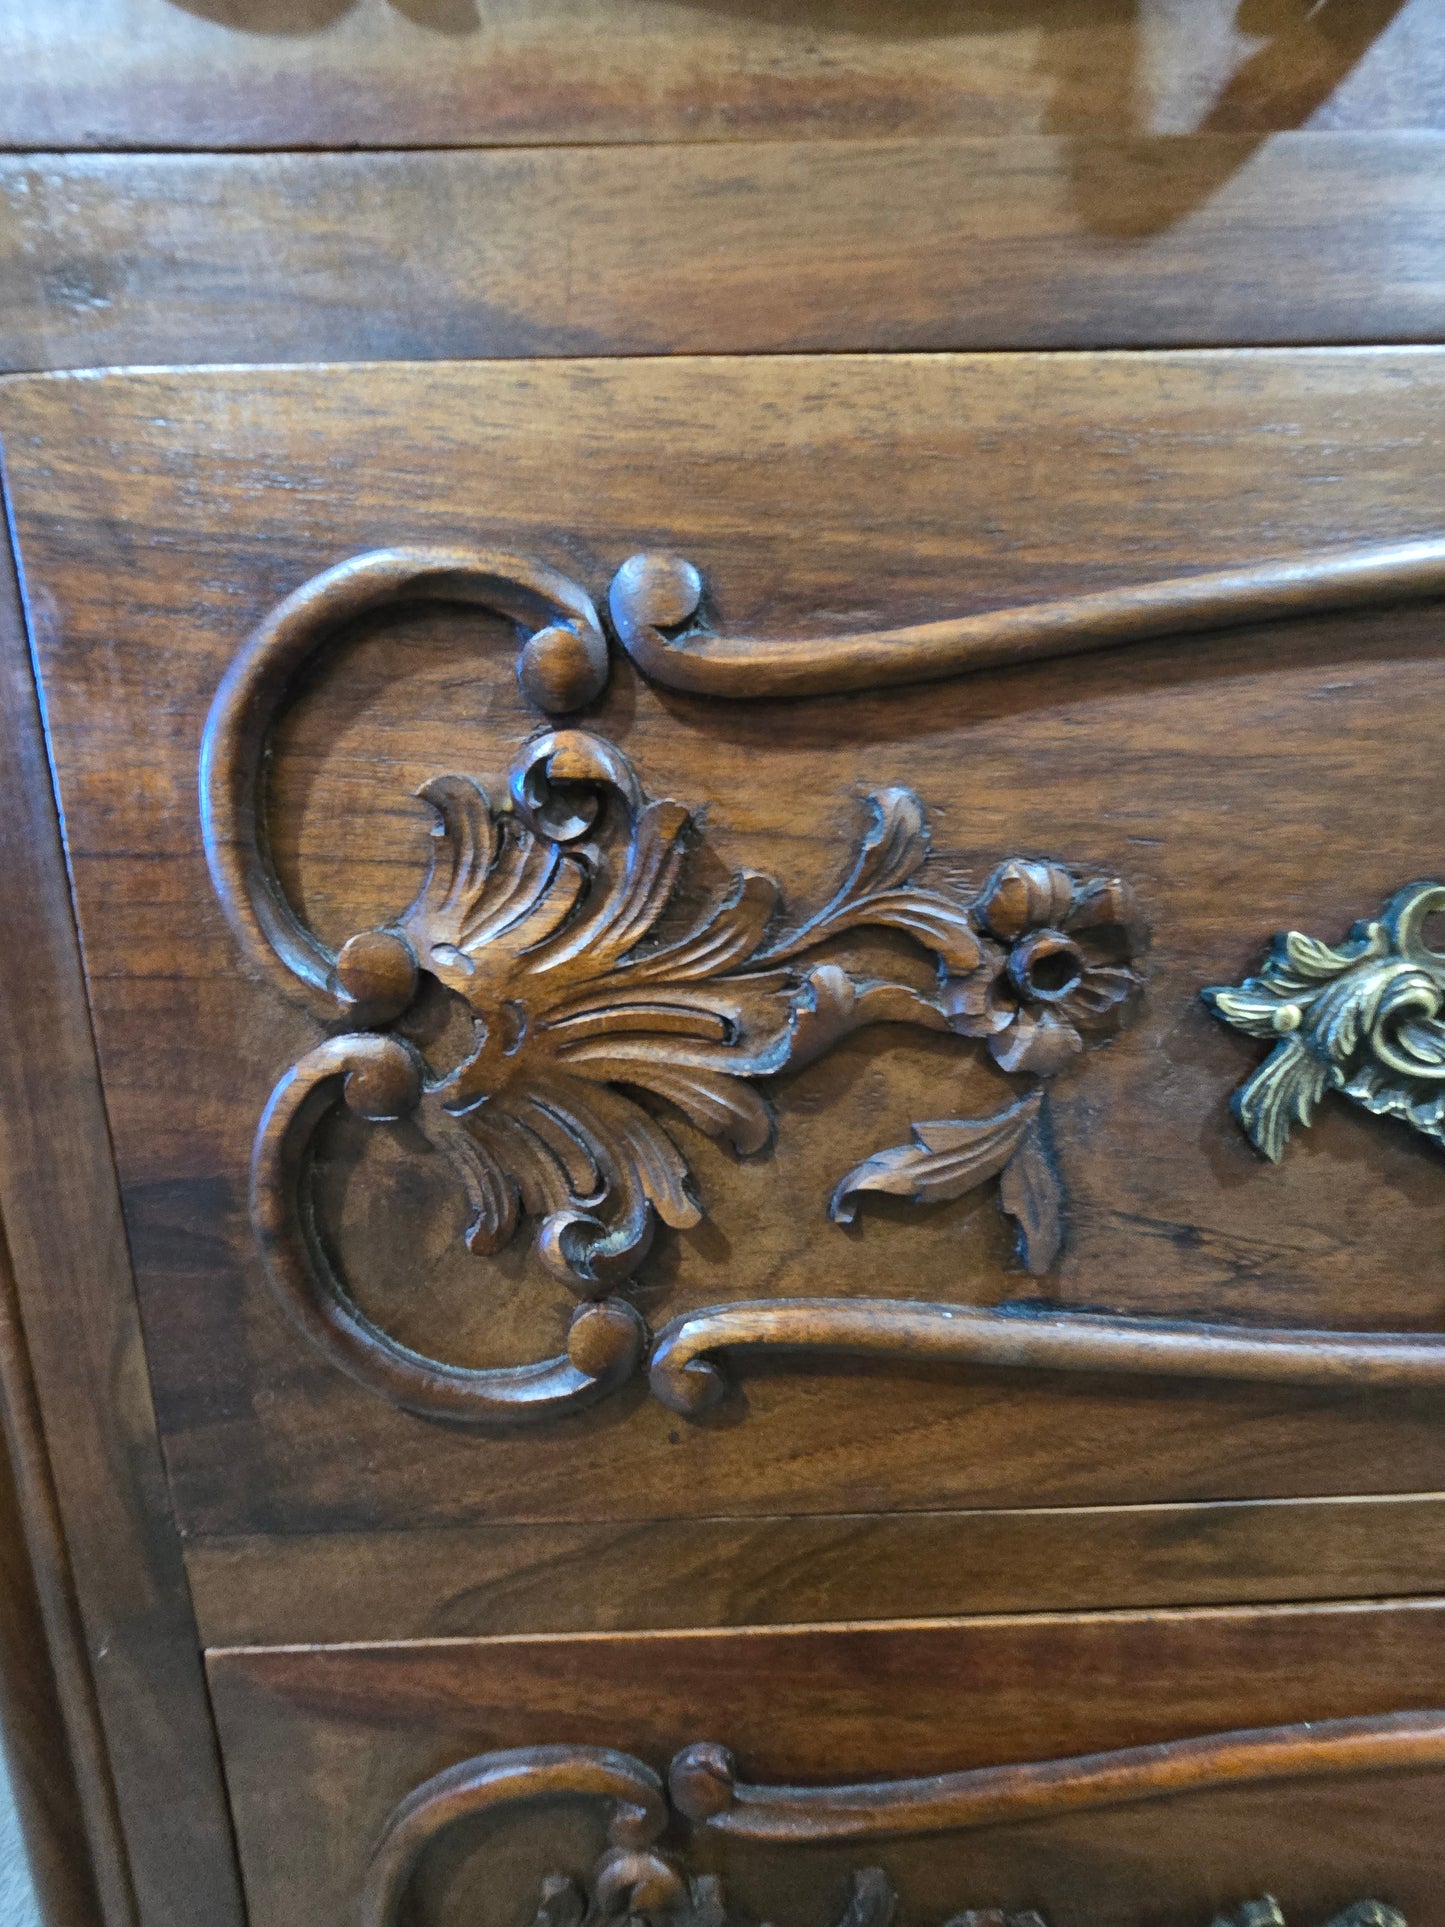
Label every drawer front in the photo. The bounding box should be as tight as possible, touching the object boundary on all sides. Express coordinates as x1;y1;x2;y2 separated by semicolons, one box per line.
207;1602;1445;1927
4;351;1445;1607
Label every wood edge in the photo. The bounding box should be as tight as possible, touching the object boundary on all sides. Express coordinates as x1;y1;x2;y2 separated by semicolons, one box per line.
199;1594;1445;1661
184;1496;1445;1648
0;466;246;1925
0;1213;123;1927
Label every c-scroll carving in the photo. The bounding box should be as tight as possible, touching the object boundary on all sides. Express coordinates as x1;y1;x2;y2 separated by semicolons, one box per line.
360;1715;1436;1927
200;547;610;1022
222;627;1145;1421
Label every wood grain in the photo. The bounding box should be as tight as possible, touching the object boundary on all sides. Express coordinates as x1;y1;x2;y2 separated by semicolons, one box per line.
0;484;244;1921
0;1230;106;1927
184;1494;1445;1645
4;135;1445;374
208;1601;1445;1927
4;0;1444;150
8;352;1445;1554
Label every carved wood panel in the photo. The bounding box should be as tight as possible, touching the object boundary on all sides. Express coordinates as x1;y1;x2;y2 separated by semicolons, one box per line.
9;353;1445;1544
362;1726;1427;1927
205;1603;1445;1926
201;535;1445;1428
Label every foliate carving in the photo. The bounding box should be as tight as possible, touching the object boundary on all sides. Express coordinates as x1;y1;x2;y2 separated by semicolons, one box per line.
386;772;1143;1290
527;1865;1398;1927
1214;1909;1404;1927
1203;883;1445;1161
360;1722;1432;1927
830;859;1145;1274
234;713;1146;1422
389;730;981;1290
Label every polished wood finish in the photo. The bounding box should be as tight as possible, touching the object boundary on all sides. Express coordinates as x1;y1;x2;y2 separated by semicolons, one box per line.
208;1602;1445;1925
183;1494;1445;1645
668;1712;1445;1840
5;0;1445;150
610;540;1445;702
0;494;244;1923
7;351;1445;1547
361;1720;1437;1927
8;18;1445;1910
5;136;1445;376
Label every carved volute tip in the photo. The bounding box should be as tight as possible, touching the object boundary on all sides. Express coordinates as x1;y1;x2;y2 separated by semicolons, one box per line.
334;929;418;1022
341;1037;424;1123
609;553;704;637
668;1743;737;1821
649;1351;726;1419
518;623;610;715
566;1299;646;1381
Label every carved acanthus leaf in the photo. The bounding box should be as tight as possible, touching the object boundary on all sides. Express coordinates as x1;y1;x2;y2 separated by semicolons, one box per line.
333;731;1146;1296
246;725;1148;1422
531;1858;1402;1927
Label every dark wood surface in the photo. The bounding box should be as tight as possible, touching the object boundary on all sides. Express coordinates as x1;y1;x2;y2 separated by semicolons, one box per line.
0;488;244;1922
3;136;1445;375
0;1238;106;1927
6;7;1445;1924
5;351;1445;1570
4;0;1444;150
208;1601;1445;1925
184;1493;1445;1645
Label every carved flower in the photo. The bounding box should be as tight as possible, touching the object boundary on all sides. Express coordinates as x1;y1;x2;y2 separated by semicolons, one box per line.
941;858;1148;1078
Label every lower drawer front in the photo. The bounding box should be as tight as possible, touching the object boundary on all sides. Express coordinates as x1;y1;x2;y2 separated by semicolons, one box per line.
208;1602;1445;1927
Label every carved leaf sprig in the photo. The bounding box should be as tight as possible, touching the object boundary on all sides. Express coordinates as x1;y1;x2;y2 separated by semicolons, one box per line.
1203;881;1445;1160
828;1089;1063;1275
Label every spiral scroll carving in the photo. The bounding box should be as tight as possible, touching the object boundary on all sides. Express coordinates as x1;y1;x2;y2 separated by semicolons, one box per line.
360;1721;1432;1927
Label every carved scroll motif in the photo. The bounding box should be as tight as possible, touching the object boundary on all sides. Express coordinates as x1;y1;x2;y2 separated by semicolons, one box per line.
360;1716;1438;1927
206;545;1445;1428
607;542;1445;703
220;701;1142;1421
1203;883;1445;1162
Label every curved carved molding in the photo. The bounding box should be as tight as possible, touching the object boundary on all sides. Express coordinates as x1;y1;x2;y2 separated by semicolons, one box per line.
647;1298;1445;1417
607;539;1445;703
1204;882;1445;1161
200;546;609;1021
359;1744;672;1927
360;1717;1433;1927
666;1712;1445;1841
206;547;1445;1428
249;1033;644;1424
